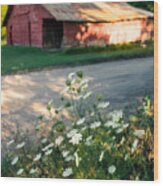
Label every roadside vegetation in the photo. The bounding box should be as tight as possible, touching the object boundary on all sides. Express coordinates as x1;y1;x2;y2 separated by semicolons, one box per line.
2;41;153;75
2;71;154;180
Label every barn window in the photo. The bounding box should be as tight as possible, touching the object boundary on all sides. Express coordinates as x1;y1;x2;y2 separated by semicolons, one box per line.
9;26;13;45
28;21;31;46
43;19;63;48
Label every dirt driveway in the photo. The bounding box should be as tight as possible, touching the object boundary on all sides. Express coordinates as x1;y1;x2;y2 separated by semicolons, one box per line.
1;57;154;153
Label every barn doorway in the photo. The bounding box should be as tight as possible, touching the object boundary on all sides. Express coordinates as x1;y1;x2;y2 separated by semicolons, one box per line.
43;19;63;48
9;26;13;45
28;21;31;46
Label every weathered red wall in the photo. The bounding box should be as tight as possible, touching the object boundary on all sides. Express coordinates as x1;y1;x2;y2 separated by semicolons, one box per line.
6;5;53;47
63;19;154;48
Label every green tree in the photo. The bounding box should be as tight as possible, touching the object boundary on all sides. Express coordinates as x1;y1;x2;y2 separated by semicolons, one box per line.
1;5;8;45
128;1;154;12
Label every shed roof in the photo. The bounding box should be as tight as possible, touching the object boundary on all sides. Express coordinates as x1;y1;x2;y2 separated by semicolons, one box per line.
42;2;153;22
3;2;153;26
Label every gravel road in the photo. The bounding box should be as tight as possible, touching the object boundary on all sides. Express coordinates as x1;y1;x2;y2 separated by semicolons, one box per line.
1;57;154;154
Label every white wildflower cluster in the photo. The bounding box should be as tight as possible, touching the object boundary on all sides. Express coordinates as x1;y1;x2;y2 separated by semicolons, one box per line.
68;72;75;80
90;112;95;117
123;123;129;129
83;91;92;100
11;156;19;165
41;138;47;144
45;149;53;156
76;117;85;125
42;143;54;156
67;129;78;138
112;136;116;140
85;136;93;146
104;120;120;129
55;136;64;146
16;142;25;149
7;139;14;146
120;137;125;145
104;110;129;135
33;143;54;161
90;121;101;129
67;129;82;145
108;165;116;174
74;151;81;167
107;110;123;122
65;72;91;97
33;153;41;161
42;143;54;151
69;133;82;145
65;155;74;162
17;168;24;175
97;101;110;109
80;79;90;91
62;150;70;158
29;168;38;174
62;168;73;177
134;130;145;138
80;79;89;86
131;139;139;153
116;128;124;134
81;126;87;131
124;154;129;161
99;151;105;162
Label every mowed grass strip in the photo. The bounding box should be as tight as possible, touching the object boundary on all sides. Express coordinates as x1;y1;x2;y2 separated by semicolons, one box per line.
1;42;154;75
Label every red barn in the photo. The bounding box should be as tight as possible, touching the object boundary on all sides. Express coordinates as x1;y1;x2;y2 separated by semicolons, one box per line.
3;2;154;49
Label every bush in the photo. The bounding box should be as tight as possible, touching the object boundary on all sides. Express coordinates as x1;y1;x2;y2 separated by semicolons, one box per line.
64;41;154;55
2;71;154;180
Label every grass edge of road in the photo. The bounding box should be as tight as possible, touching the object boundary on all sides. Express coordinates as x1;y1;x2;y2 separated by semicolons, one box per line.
2;41;154;76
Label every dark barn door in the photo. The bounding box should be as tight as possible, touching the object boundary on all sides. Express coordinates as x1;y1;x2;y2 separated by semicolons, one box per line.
9;26;13;45
43;19;63;48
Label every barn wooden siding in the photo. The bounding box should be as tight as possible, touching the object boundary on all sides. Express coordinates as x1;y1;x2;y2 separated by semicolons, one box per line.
6;5;53;47
63;19;153;48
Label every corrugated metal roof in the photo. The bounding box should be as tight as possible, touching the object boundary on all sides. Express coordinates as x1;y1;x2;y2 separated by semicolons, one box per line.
42;2;153;22
3;2;154;26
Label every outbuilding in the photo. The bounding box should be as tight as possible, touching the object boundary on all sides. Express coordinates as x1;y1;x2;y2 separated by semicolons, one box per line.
3;2;154;49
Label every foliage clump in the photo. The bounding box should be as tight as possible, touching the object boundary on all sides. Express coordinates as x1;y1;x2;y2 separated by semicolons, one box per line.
2;71;154;180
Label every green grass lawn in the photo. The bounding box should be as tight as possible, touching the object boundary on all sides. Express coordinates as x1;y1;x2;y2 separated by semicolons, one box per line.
1;42;154;75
